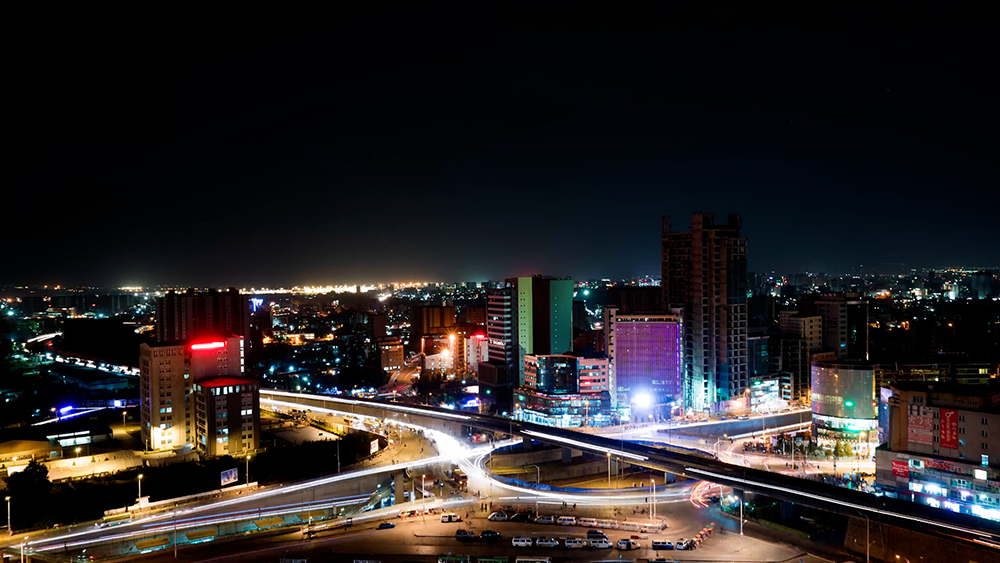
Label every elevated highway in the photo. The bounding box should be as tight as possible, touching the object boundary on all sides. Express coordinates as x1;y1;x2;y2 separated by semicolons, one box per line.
262;388;1000;551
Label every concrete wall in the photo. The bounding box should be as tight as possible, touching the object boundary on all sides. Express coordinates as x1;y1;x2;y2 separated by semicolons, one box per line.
502;460;606;482
660;411;808;438
844;515;999;563
491;446;582;467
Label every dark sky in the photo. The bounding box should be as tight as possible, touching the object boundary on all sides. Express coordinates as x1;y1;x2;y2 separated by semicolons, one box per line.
7;5;999;287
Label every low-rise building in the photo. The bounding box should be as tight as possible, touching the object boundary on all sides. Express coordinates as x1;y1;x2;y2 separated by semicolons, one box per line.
192;377;260;458
877;380;1000;522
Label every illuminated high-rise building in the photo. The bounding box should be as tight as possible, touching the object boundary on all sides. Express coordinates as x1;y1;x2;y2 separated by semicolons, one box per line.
603;307;683;412
662;213;748;410
139;336;246;451
479;276;574;411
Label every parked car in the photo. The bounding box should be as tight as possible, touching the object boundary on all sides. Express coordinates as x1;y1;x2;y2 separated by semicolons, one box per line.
587;530;608;539
588;538;613;549
534;515;555;524
535;537;559;547
617;539;641;551
557;516;577;525
441;512;461;523
564;538;589;549
510;512;531;523
676;538;691;550
377;522;395;529
455;529;476;541
488;512;508;522
481;530;502;542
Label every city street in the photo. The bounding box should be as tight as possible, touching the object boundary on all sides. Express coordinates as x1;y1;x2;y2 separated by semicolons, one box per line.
4;428;441;558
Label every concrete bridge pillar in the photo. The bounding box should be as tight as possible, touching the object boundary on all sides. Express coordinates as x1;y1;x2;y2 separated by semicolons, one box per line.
393;471;406;505
780;500;794;520
562;447;572;463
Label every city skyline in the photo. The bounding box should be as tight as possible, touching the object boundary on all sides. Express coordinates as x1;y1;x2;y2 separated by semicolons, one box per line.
6;6;999;287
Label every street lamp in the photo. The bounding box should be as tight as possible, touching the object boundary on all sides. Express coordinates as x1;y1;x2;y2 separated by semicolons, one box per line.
606;452;612;488
75;447;82;458
5;496;11;537
138;474;144;505
246;455;251;485
650;477;656;519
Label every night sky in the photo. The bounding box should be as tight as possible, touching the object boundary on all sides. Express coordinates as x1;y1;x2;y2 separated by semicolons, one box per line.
7;5;999;286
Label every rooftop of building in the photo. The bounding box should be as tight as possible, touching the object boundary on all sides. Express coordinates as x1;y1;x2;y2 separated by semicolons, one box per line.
198;376;259;388
890;378;1000;396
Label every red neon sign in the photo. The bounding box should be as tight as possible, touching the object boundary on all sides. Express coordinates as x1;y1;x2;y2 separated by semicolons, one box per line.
190;341;226;350
475;334;486;339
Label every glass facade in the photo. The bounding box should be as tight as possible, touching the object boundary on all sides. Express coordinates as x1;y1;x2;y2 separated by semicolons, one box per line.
513;388;611;427
613;317;682;401
811;360;878;452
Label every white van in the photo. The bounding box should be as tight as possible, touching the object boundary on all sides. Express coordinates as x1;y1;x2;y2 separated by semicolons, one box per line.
596;519;619;529
564;538;589;548
577;518;598;527
641;523;664;533
588;538;612;549
619;521;641;532
534;514;555;525
512;536;534;547
441;512;461;523
652;540;674;550
488;512;508;522
557;516;577;526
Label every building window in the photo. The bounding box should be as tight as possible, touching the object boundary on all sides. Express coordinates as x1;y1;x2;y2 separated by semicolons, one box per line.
960;415;966;422
985;418;990;425
984;430;990;438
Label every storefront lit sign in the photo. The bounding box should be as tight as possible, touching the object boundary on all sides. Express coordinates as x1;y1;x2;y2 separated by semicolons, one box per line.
892;460;910;478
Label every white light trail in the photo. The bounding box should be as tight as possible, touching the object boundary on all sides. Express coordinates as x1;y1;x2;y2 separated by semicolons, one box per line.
685;466;994;539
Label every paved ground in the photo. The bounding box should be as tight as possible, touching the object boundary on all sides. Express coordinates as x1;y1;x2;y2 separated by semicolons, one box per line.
136;497;853;563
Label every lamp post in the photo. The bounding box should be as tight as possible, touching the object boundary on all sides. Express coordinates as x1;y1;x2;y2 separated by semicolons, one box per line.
650;477;656;520
75;446;82;458
5;495;11;538
421;474;426;517
138;473;144;506
21;535;28;563
607;452;612;488
529;464;541;514
739;494;744;550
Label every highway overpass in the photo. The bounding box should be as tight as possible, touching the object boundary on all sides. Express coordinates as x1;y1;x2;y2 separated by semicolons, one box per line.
262;388;1000;551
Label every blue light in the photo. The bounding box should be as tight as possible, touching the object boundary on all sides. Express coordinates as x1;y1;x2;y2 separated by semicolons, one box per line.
59;406;73;414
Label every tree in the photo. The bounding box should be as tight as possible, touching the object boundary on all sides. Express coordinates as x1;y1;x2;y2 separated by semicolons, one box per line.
5;460;51;497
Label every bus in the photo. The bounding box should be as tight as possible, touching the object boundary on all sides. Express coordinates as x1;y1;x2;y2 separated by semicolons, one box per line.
452;468;468;491
96;512;132;528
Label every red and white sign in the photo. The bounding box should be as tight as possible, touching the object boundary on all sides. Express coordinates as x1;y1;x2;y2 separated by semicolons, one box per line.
940;408;959;450
891;460;910;479
907;404;934;445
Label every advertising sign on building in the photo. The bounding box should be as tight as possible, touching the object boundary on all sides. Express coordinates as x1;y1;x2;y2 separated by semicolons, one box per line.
891;460;910;478
221;468;239;487
370;439;379;455
907;404;934;445
940;408;959;450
